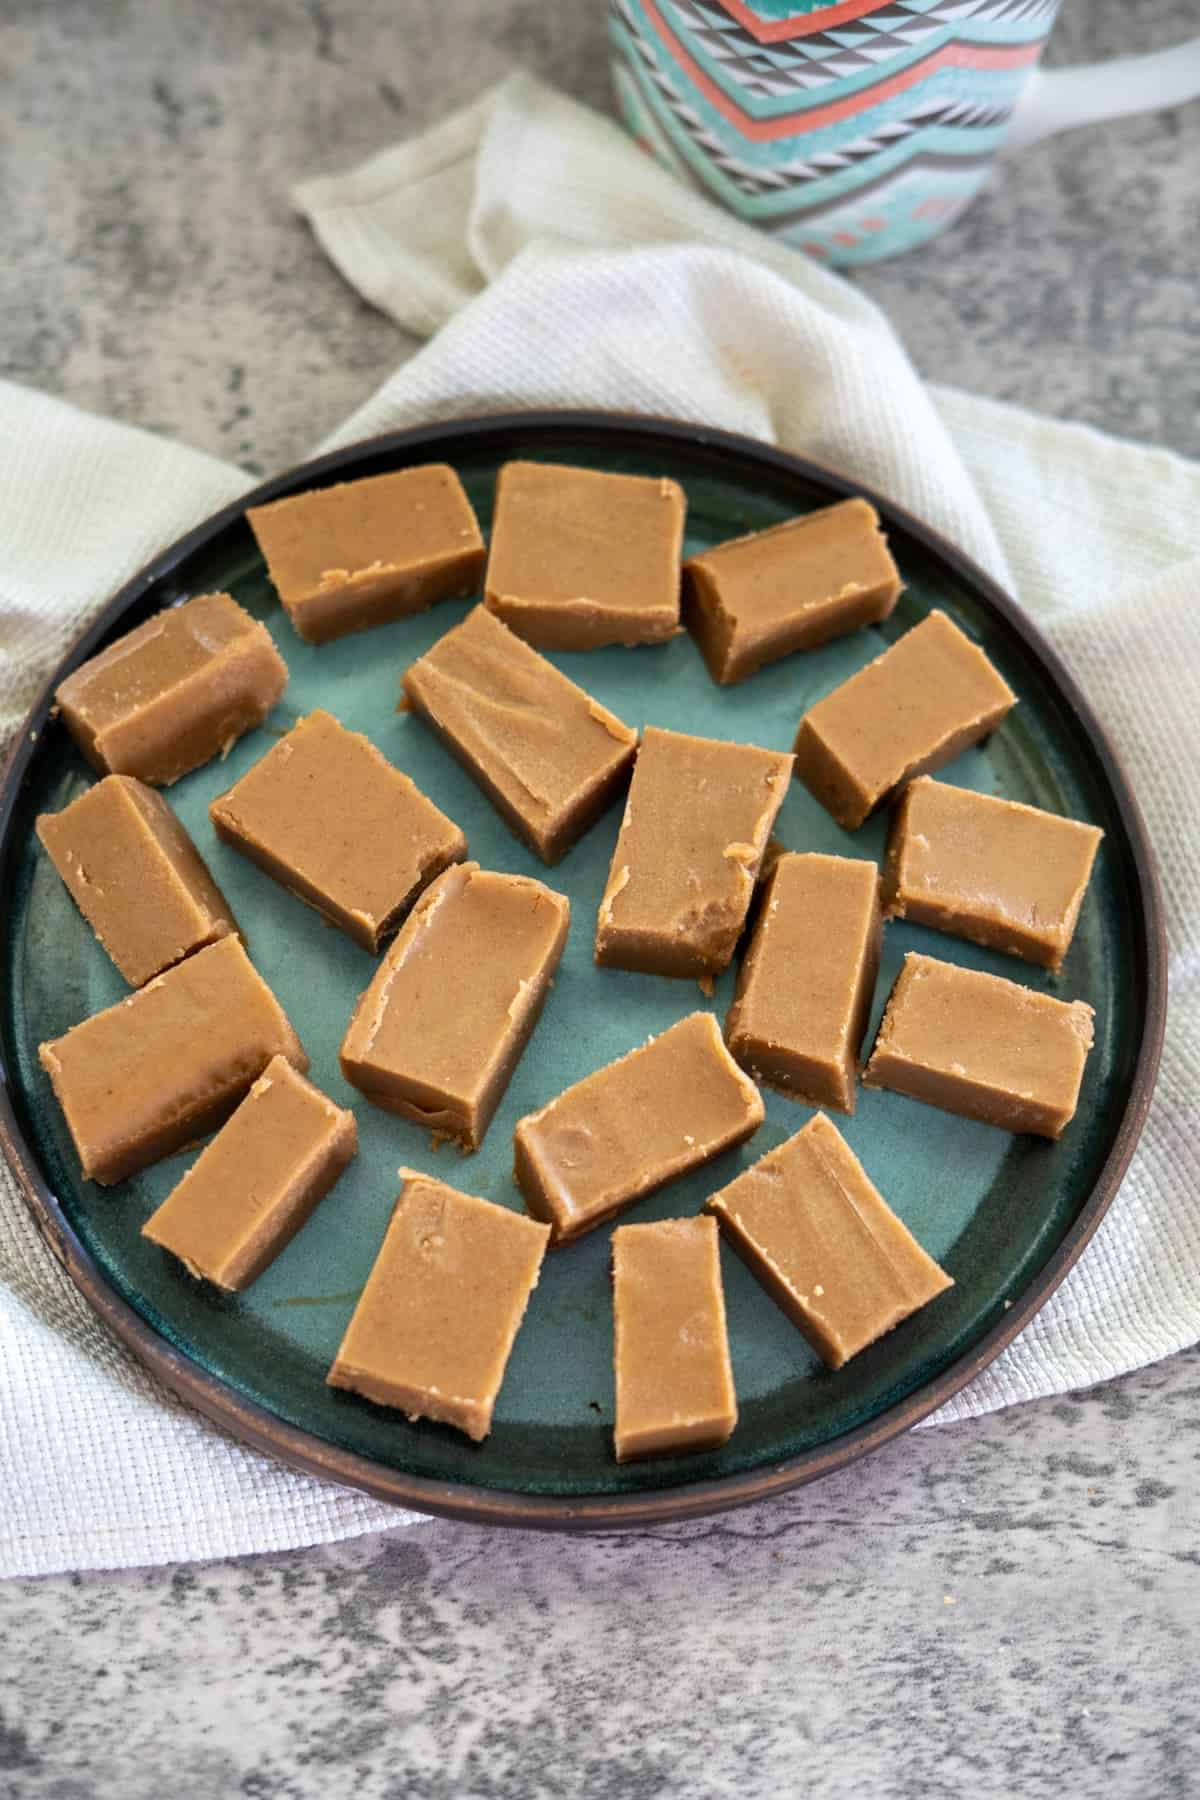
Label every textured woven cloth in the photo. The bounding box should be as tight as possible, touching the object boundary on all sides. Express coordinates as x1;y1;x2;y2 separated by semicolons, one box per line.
2;74;1196;1579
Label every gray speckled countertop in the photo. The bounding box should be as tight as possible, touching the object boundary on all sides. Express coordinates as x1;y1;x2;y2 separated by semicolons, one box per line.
3;3;1199;1795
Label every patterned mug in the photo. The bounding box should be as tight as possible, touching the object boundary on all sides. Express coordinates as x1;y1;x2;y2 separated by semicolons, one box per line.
609;1;1200;264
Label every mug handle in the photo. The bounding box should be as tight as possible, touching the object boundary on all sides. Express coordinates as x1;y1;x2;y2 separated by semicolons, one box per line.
1005;37;1200;151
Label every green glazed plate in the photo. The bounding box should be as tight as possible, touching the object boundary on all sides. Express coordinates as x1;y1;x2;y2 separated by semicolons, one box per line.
0;413;1166;1529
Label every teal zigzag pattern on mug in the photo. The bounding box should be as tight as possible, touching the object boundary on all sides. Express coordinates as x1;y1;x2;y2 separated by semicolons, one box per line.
613;38;1014;215
609;0;1062;263
656;0;1057;122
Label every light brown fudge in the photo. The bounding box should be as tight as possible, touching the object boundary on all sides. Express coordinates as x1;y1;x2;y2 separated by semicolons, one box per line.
328;1171;549;1442
793;610;1016;830
246;465;485;645
513;1011;764;1246
38;936;306;1185
726;852;881;1113
883;776;1103;971
142;1056;356;1290
400;604;638;864
341;862;569;1150
611;1216;737;1462
683;498;902;686
755;836;789;894
36;775;239;988
863;951;1094;1138
55;592;287;786
595;726;792;978
707;1112;952;1369
484;460;686;649
210;709;466;952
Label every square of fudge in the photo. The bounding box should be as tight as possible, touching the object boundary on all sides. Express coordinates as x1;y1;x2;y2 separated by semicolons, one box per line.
38;936;306;1185
484;460;686;648
328;1172;550;1442
143;1057;356;1290
793;610;1016;830
247;465;485;644
210;709;466;952
612;1216;738;1462
594;726;791;977
513;1012;763;1245
707;1112;951;1369
37;774;239;987
863;952;1094;1138
401;604;637;863
55;592;287;786
340;863;569;1150
883;777;1102;970
683;497;901;685
725;851;881;1112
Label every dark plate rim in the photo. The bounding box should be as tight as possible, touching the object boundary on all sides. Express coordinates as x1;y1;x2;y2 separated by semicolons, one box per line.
0;408;1168;1532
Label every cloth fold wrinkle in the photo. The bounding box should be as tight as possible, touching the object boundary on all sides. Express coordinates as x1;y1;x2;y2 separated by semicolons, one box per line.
1;71;1194;1579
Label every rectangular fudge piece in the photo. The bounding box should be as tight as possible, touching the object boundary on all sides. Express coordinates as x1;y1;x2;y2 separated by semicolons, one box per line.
55;592;287;786
725;852;881;1113
595;726;792;978
246;465;485;645
707;1112;952;1369
401;604;638;864
341;862;570;1150
884;776;1103;971
484;460;686;649
683;498;902;685
142;1056;356;1289
513;1011;764;1245
793;610;1016;830
863;951;1094;1138
210;709;466;952
37;774;239;988
38;936;307;1185
328;1171;550;1442
611;1216;738;1462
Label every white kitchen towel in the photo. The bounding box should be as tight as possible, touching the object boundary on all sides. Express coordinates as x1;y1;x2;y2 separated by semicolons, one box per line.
2;73;1196;1580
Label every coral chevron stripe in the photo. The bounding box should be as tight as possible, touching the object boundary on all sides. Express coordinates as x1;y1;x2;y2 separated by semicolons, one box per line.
716;0;920;42
639;0;1045;139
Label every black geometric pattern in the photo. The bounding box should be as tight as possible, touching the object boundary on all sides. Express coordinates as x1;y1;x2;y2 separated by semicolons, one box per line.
659;0;1057;101
617;0;1019;198
665;0;1057;100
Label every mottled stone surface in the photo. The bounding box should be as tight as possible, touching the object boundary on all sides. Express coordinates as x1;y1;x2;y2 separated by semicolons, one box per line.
3;0;1199;1793
2;1351;1199;1798
5;0;1199;475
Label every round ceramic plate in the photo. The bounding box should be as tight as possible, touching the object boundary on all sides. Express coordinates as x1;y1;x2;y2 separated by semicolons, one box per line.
0;413;1165;1529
